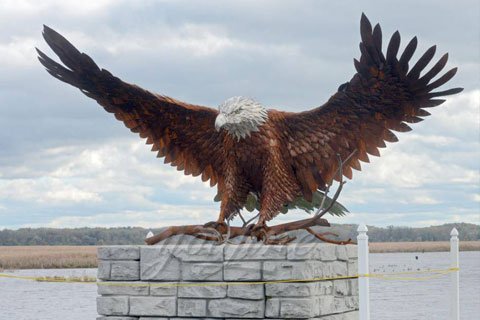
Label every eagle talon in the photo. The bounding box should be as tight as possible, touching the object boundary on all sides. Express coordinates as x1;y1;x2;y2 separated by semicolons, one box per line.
202;221;228;233
241;223;256;236
200;227;225;244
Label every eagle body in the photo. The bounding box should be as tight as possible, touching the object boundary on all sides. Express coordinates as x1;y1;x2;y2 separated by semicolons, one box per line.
37;14;462;227
215;109;304;223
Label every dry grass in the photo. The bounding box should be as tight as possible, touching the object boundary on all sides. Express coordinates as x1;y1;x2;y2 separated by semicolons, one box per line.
0;242;479;269
370;241;480;253
36;275;96;282
0;246;97;269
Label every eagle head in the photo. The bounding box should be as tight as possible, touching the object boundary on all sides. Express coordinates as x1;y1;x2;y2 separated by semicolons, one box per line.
215;96;268;140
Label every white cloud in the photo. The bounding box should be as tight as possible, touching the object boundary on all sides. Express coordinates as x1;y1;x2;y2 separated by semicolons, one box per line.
0;0;116;17
0;177;101;204
357;149;479;188
49;139;213;191
340;188;386;205
473;194;480;202
410;195;441;205
0;138;217;214
400;133;458;147
65;22;300;59
153;24;236;57
0;36;38;67
44;186;101;203
432;90;480;137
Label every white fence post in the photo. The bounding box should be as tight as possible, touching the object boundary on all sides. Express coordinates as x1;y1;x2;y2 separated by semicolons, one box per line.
450;228;460;320
357;223;370;320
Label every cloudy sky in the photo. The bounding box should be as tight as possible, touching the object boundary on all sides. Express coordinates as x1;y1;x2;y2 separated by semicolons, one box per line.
0;0;479;230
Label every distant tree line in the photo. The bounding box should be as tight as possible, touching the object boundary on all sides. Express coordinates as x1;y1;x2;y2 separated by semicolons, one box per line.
366;223;480;242
0;223;478;246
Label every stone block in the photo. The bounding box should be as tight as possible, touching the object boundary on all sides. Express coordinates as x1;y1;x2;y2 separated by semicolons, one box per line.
227;283;264;299
333;279;350;296
263;260;321;280
141;247;181;281
287;243;336;261
335;246;349;261
224;261;261;281
343;310;360;320
346;245;358;259
173;318;217;320
96;317;138;320
345;295;359;309
349;279;359;296
317;244;338;261
278;297;319;318
324;261;348;277
172;318;217;320
98;282;149;296
98;246;140;260
265;298;280;317
317;295;335;316
182;262;223;281
111;261;140;281
149;282;178;296
347;259;358;277
98;260;111;280
224;244;286;261
208;298;265;318
97;296;129;316
169;244;224;262
178;283;227;298
333;297;357;314
313;314;343;320
129;297;176;316
178;298;207;317
266;282;319;297
318;281;334;295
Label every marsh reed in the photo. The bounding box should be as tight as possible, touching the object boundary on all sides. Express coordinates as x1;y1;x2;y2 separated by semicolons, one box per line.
0;241;478;269
369;241;480;253
0;246;97;269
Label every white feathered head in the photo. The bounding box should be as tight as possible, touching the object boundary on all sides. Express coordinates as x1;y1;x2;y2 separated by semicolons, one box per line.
215;96;268;140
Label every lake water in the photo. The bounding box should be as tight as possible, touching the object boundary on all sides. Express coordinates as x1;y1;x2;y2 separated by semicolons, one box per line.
370;251;480;319
0;251;478;319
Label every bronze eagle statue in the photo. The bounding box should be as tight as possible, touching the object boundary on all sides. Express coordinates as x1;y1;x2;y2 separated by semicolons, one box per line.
37;14;462;244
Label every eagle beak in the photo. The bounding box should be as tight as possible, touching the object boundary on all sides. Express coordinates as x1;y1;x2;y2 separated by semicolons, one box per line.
215;114;227;131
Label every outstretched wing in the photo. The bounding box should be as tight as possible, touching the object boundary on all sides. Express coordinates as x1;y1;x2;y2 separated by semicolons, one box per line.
37;25;225;186
277;14;463;201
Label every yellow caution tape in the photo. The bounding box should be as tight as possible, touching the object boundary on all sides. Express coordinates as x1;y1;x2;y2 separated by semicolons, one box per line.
358;267;459;281
0;267;459;287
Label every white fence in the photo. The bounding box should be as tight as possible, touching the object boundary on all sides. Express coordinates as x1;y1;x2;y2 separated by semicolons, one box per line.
356;224;460;320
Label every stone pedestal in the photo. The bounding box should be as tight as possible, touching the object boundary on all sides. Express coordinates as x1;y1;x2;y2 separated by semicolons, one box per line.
97;243;359;319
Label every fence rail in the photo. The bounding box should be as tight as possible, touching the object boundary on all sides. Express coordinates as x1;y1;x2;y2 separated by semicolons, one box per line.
357;224;460;320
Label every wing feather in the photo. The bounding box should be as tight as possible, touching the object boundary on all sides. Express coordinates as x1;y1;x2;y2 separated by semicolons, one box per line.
275;14;462;195
37;25;225;186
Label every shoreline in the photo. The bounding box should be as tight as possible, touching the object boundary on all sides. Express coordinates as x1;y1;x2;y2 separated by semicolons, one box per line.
0;241;479;270
369;240;480;253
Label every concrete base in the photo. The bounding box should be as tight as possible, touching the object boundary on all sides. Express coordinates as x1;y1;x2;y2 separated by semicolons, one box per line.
97;243;358;319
